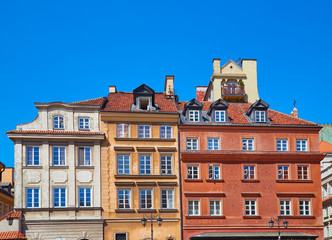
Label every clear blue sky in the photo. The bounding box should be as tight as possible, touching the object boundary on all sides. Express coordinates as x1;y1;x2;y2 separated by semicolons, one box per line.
1;1;332;167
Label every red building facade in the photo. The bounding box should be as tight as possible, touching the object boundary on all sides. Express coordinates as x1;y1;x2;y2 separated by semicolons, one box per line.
178;99;325;240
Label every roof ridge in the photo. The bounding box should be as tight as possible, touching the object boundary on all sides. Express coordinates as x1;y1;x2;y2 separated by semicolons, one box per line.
268;109;317;125
73;97;105;104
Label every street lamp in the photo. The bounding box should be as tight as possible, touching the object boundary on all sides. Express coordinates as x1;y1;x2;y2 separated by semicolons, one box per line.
141;214;162;240
6;213;13;226
269;216;288;240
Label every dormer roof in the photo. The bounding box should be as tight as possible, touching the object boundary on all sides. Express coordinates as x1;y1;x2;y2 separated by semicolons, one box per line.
183;98;203;115
133;84;155;105
207;99;229;116
246;99;270;116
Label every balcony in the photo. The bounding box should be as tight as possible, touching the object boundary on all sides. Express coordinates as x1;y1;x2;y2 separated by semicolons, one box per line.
222;85;246;102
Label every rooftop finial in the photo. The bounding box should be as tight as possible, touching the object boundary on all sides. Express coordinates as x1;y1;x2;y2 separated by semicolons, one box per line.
293;99;296;108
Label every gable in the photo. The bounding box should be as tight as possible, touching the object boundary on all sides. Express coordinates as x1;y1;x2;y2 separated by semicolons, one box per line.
246;99;269;116
220;60;243;74
133;84;155;95
207;99;229;116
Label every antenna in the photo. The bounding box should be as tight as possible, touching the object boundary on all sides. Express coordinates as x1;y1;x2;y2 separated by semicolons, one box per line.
236;58;242;66
293;100;296;108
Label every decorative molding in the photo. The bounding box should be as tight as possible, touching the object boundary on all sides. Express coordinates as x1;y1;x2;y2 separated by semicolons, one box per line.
137;209;157;213
114;146;135;152
115;209;136;213
276;193;315;198
243;215;261;219
115;175;177;179
276;180;313;183
186;215;226;219
136;147;156;152
158;209;178;213
115;138;176;142
184;192;226;197
114;182;136;187
157;182;178;186
136;181;157;186
241;193;261;197
157;147;177;152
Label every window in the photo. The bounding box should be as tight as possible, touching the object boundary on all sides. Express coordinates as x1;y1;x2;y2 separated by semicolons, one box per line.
139;155;151;175
277;139;288;151
138;97;151;110
189;110;199;122
79;187;91;207
208;138;219;150
138;125;151;138
242;139;254;151
255;111;266;122
118;189;131;209
78;117;90;130
243;165;255;180
208;165;220;179
117;124;130;138
187;165;199;179
299;200;310;216
280;200;291;215
161;189;174;209
210;200;221;216
278;166;289;180
115;233;128;240
140;189;152;209
78;147;91;166
160;125;172;139
53;116;64;129
160;155;172;175
53;188;66;207
26;188;39;208
188;200;200;216
296;140;308;151
215;110;226;122
53;146;66;166
186;138;198;150
297;165;309;180
245;200;256;215
27;146;39;166
117;155;130;175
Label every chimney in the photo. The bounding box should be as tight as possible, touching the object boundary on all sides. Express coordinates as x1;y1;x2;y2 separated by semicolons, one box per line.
241;59;259;103
291;107;298;118
165;75;174;97
196;86;207;101
109;86;117;93
213;58;221;74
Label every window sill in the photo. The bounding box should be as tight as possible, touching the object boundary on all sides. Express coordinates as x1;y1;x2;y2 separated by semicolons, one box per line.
241;179;260;183
276;180;313;183
23;166;42;169
76;166;94;169
243;215;261;219
50;166;69;169
78;129;91;131
186;215;225;219
115;175;177;179
159;209;178;213
278;215;315;219
137;209;157;213
184;179;203;182
115;209;136;213
115;138;176;142
206;179;225;183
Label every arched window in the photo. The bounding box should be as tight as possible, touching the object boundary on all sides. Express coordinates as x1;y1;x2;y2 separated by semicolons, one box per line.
53;116;64;129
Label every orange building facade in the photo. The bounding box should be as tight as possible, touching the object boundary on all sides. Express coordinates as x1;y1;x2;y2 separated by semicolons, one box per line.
179;99;325;240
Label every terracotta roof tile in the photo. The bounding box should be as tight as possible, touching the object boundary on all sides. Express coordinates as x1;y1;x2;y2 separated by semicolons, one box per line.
0;211;22;222
6;130;104;135
320;140;332;153
0;232;26;240
73;97;106;105
102;92;178;113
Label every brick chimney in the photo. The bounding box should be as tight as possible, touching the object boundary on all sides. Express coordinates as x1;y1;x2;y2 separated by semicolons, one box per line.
109;86;117;93
165;75;174;97
291;107;298;118
196;86;207;101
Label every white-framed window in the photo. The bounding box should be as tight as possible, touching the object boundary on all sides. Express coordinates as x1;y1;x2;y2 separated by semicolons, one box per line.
78;147;91;166
277;139;288;151
278;165;289;180
210;200;221;216
53;115;64;129
138;125;151;138
53;146;66;166
186;138;198;150
280;200;291;215
79;187;91;207
188;200;200;216
297;165;309;180
118;189;131;209
161;189;174;209
255;111;266;122
296;139;308;151
208;138;219;150
189;110;200;122
27;146;39;166
139;189;152;209
160;155;172;175
215;110;226;122
139;155;151;175
245;200;257;215
160;125;172;139
187;165;199;179
208;165;220;179
299;200;310;216
117;155;130;175
244;165;255;180
117;124;130;138
78;117;90;130
26;188;40;208
242;139;254;151
115;233;128;240
53;187;66;207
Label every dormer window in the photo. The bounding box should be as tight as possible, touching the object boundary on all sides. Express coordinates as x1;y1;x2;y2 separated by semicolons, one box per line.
132;84;156;111
207;99;229;123
255;111;266;122
189;110;200;122
215;110;226;122
182;99;203;123
246;99;270;124
138;97;151;110
53;116;64;129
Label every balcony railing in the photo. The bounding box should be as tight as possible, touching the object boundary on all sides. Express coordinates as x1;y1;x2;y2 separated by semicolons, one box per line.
222;85;245;96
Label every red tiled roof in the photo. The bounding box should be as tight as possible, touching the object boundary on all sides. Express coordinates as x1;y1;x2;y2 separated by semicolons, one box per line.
177;101;317;126
320;140;332;153
0;232;26;240
73;97;106;105
0;211;22;222
6;130;104;135
102;92;178;113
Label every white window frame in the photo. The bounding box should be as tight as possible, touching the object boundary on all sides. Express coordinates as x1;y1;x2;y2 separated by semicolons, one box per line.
242;139;254;151
53;115;64;129
78;147;91;166
160;155;172;175
53;187;66;207
208;165;220;179
243;165;255;180
299;200;310;216
296;139;308;151
277;139;288;151
215;110;226;122
278;165;289;180
210;200;222;216
255;111;266;122
160;125;172;139
189;110;200;122
245;200;257;216
139;155;151;175
208;138;220;150
139;189;153;209
78;117;90;130
280;200;291;216
188;200;200;216
117;123;130;138
26;188;40;208
118;189;131;209
138;125;151;138
53;146;66;166
26;146;40;166
186;138;198;150
187;165;199;179
117;155;130;175
79;187;92;207
161;189;174;209
297;165;309;180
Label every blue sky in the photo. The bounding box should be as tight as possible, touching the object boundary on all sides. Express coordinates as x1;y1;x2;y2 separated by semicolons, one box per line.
1;1;332;167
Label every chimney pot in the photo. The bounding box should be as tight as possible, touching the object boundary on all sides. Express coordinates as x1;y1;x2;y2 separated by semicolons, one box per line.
109;86;117;93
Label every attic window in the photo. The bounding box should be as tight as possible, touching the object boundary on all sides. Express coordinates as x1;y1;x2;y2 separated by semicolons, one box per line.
255;111;266;122
138;97;151;110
